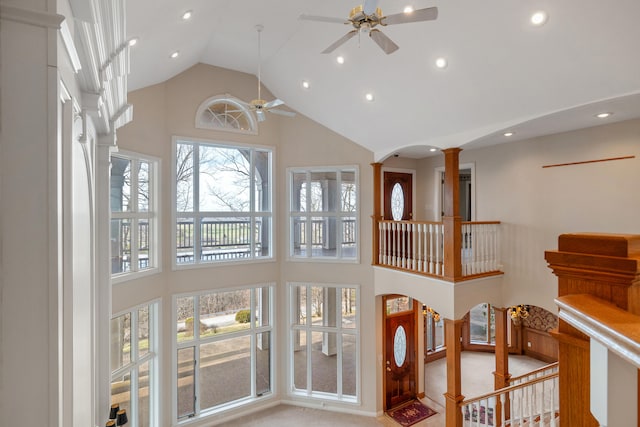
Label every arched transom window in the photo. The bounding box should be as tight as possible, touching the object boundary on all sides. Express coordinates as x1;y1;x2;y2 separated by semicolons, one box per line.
195;95;257;134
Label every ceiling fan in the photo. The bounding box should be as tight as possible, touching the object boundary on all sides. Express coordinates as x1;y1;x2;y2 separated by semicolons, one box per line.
244;25;295;122
300;0;438;55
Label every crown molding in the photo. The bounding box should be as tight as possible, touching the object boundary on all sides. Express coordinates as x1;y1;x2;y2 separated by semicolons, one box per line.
0;4;64;28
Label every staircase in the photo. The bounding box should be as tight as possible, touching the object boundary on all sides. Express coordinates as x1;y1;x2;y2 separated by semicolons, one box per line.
459;363;559;427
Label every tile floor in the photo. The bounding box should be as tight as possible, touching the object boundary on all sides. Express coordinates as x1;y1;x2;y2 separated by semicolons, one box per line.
221;352;548;426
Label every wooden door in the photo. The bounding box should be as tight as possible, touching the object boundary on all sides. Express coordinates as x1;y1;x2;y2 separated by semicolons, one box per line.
384;297;417;409
383;172;413;263
383;172;413;220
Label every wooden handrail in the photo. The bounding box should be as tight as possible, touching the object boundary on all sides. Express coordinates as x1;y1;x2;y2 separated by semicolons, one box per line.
509;361;558;384
460;371;559;407
462;221;501;225
556;294;640;368
378;219;502;225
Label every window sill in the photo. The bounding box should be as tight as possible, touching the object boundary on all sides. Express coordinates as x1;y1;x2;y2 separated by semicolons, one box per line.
111;267;161;285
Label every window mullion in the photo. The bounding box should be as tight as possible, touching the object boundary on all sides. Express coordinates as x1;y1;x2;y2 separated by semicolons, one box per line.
193;145;201;263
336;172;343;258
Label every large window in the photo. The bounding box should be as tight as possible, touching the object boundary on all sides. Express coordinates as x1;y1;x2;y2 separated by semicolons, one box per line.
289;167;358;260
111;302;159;427
469;303;496;345
289;283;359;402
425;308;445;354
174;285;273;422
174;139;272;266
110;152;159;280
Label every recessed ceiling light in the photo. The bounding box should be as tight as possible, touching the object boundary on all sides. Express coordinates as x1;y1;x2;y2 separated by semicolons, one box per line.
530;11;548;26
336;56;345;65
435;57;448;69
404;6;414;14
302;80;310;89
182;10;193;20
170;51;180;59
429;148;437;152
504;132;514;137
595;112;612;119
128;37;139;47
365;93;375;102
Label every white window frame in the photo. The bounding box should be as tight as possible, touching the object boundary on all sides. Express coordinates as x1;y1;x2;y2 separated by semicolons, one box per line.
172;284;275;424
172;137;274;269
110;150;161;283
288;282;360;404
287;166;359;262
110;300;160;427
195;94;258;135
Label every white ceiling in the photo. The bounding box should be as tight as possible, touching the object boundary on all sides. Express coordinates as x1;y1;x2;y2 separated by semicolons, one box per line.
126;0;640;160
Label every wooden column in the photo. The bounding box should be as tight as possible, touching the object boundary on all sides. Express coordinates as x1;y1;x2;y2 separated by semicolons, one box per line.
371;162;382;266
545;233;640;427
442;148;462;281
493;307;511;425
493;307;511;389
444;319;464;427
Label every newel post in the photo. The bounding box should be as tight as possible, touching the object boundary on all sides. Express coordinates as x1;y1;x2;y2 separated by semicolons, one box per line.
371;162;382;266
545;233;640;427
442;148;462;281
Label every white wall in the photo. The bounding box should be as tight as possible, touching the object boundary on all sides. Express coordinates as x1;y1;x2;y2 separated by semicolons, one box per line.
1;7;62;426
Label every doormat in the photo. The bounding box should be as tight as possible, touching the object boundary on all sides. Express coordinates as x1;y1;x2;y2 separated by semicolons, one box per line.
387;400;437;426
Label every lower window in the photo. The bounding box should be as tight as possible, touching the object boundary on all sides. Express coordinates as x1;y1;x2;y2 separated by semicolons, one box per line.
174;285;273;422
110;301;159;427
289;283;359;402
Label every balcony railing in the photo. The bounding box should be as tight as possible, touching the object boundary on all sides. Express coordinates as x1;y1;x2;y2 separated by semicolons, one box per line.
377;220;501;280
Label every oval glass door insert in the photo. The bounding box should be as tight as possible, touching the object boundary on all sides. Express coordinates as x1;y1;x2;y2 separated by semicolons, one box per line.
391;183;404;221
393;325;407;367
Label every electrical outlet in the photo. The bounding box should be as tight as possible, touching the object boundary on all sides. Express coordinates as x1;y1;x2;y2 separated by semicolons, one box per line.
527;341;532;348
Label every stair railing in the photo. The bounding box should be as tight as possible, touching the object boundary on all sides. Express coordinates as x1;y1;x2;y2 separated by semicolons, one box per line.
459;370;559;427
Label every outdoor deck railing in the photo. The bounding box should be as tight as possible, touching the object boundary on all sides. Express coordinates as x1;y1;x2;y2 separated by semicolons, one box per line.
377;220;501;279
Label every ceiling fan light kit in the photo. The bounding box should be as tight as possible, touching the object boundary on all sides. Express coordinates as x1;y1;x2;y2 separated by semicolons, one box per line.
300;0;438;55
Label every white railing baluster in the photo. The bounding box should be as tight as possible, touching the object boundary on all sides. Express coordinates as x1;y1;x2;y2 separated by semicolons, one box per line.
378;222;384;264
377;220;501;279
430;223;435;274
401;222;407;268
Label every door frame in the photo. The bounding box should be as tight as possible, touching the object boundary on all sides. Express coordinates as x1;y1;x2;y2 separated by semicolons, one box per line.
382;295;419;410
381;167;416;220
434;162;475;221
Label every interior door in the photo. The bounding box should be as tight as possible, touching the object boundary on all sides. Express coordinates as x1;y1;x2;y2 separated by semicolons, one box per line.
383;172;413;263
383;172;413;220
384;297;417;409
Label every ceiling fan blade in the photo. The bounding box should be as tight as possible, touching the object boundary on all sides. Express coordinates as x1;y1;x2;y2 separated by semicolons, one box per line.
299;14;348;24
321;29;358;54
256;109;266;122
269;108;296;118
369;29;399;54
263;98;284;109
363;0;380;15
382;7;438;25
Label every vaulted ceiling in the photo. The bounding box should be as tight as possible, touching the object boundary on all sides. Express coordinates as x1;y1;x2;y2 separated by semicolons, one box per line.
126;0;640;160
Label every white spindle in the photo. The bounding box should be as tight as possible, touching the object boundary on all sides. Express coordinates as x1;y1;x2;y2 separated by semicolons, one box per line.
401;222;406;268
378;222;384;264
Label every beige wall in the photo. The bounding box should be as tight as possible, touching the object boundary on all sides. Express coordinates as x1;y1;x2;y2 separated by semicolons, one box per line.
414;119;640;313
114;63;377;424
